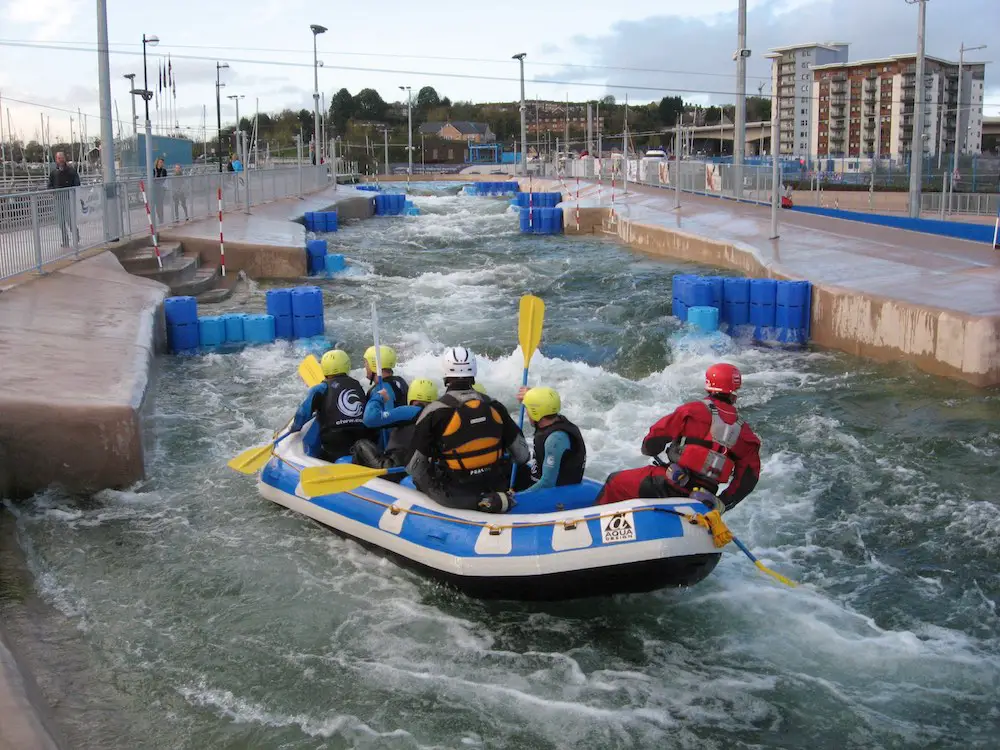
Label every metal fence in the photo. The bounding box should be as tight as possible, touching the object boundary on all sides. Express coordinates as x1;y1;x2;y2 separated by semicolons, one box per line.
0;164;338;281
920;191;999;217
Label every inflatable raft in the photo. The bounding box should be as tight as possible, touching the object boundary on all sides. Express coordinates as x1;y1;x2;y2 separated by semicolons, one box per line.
258;422;722;601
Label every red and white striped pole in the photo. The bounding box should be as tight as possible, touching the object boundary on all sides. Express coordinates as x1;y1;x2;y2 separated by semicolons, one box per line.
597;161;603;204
218;186;226;277
528;173;533;230
139;180;162;269
575;175;580;232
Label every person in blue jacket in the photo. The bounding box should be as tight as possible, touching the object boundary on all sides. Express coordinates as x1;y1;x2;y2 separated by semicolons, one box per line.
351;378;439;469
290;349;371;461
513;386;587;495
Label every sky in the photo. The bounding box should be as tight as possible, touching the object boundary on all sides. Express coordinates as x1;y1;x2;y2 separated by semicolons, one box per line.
0;0;997;144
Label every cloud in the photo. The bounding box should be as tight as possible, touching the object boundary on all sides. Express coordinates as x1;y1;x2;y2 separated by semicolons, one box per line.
550;0;1000;112
3;0;82;41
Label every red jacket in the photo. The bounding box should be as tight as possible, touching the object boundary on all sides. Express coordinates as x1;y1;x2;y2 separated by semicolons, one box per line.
641;396;761;509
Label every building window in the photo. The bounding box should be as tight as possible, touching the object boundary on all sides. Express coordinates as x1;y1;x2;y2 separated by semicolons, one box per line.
801;108;807;114
802;85;809;91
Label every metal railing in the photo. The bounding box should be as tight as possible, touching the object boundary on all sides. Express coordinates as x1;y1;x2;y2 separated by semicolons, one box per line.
0;164;349;281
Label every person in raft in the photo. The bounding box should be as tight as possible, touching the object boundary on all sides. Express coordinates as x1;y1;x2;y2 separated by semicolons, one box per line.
406;347;530;513
362;345;409;406
511;386;587;495
594;363;761;512
352;377;439;471
289;349;373;461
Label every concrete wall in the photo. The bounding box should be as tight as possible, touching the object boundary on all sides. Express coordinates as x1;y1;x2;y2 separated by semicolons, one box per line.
0;252;167;496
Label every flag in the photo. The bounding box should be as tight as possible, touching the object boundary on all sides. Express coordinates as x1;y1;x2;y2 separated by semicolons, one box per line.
158;62;163;92
168;55;172;87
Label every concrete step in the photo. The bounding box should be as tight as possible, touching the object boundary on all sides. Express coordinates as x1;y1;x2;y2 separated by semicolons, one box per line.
195;271;240;304
118;241;182;273
134;254;199;287
172;264;220;297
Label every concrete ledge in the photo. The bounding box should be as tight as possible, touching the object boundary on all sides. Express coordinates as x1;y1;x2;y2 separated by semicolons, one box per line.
0;252;167;496
0;628;60;750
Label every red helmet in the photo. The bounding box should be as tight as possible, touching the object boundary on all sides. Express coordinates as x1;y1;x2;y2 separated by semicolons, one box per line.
705;363;742;395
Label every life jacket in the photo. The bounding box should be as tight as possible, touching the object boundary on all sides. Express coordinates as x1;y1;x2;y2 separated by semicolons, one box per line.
532;415;586;486
319;376;367;438
665;399;743;485
384;411;421;465
368;375;408;408
434;393;505;484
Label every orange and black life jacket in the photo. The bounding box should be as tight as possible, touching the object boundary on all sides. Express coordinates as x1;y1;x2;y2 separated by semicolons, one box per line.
435;393;505;482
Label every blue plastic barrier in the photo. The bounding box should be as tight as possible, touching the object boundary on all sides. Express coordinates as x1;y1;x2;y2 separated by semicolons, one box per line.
244;314;276;344
321;211;338;232
222;313;245;343
198;316;226;347
721;277;750;326
749;278;777;327
687;306;719;333
164;296;198;326
265;288;292;339
791;205;997;244
324;254;346;274
687;280;714;308
291;286;324;339
303;211;317;231
167;322;199;353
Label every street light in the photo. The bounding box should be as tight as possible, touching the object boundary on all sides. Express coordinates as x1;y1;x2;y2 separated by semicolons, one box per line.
228;93;245;164
310;24;327;166
512;53;527;176
123;73;138;136
141;33;159;223
216;62;229;172
906;0;928;218
399;85;412;177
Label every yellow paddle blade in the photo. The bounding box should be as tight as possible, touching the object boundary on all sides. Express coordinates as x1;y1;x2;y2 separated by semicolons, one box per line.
299;464;390;497
517;294;545;365
226;442;274;475
298;355;324;388
755;560;798;587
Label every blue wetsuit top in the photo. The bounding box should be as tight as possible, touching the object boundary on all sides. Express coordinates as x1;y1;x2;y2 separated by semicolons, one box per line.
291;382;328;431
518;431;572;496
363;388;421;428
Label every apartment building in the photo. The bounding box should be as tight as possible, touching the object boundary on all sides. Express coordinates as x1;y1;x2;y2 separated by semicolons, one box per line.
766;42;850;157
810;54;986;160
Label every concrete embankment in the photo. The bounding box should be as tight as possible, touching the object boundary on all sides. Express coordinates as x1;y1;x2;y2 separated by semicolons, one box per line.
162;185;374;279
519;177;1000;387
0;632;59;750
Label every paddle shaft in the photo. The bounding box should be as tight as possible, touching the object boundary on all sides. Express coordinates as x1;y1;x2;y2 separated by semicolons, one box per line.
371;301;388;451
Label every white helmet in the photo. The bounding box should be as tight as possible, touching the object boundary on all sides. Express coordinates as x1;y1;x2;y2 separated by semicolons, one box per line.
442;346;477;378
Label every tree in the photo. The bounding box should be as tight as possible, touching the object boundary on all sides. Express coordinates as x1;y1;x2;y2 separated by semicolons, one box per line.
601;95;616;107
353;88;386;121
297;109;314;139
24;141;44;163
329;88;355;133
704;106;722;125
441;96;452;108
746;96;771;123
656;96;684;127
416;86;441;111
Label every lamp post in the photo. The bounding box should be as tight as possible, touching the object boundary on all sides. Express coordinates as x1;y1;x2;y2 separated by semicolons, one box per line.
399;86;413;177
97;0;119;240
215;62;229;172
141;33;159;220
228;93;245;163
310;24;327;166
906;0;928;218
733;0;749;199
513;53;527;176
950;42;986;206
123;73;138;136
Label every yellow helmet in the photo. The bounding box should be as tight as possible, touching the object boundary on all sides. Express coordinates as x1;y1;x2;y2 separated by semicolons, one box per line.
408;378;439;404
472;382;488;395
522;387;561;422
363;345;397;371
320;349;351;377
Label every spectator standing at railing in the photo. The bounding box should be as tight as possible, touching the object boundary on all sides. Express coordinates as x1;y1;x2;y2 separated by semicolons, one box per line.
47;151;80;248
169;164;190;222
152;157;168;225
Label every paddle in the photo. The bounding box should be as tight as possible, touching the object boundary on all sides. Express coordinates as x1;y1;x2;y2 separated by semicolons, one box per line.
298;355;324;388
654;506;797;587
510;294;546;489
227;429;295;475
300;463;406;497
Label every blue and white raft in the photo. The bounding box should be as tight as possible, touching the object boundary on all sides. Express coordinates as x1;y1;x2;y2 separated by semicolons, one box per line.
258;424;722;601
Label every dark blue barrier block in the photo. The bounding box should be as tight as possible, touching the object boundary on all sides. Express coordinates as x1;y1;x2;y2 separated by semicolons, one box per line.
688;280;714;308
722;277;750;304
791;205;996;244
164;296;198;326
223;313;245;343
750;302;776;327
304;211;317;231
374;194;386;215
244;314;276;344
776;280;810;308
749;278;777;305
776;304;808;329
292;315;324;339
198;316;225;347
307;239;327;257
307;255;325;275
274;314;293;340
266;288;292;317
723;300;750;326
291;286;323;317
776;280;810;331
703;276;725;308
322;211;339;232
519;207;533;233
167;321;199;353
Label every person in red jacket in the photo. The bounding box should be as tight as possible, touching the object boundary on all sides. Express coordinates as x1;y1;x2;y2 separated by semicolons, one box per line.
595;363;761;511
